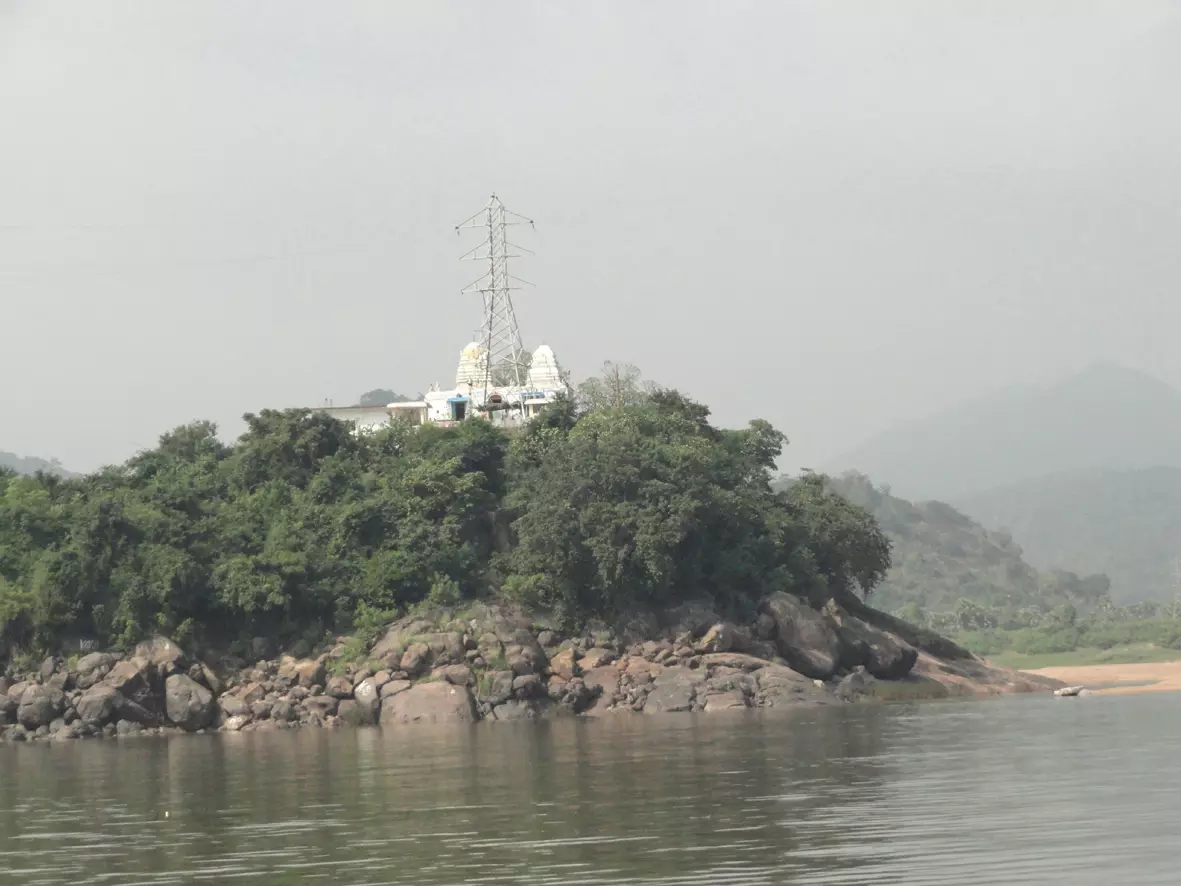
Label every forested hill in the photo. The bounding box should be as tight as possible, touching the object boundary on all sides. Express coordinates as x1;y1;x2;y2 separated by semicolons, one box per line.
818;472;1112;629
0;451;78;478
825;364;1181;501
957;467;1181;604
0;375;892;659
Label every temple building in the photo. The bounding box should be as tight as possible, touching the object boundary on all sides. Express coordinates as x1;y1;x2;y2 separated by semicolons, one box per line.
314;342;568;433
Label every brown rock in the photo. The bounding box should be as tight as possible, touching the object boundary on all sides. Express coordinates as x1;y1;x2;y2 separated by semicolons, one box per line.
549;648;580;680
304;695;339;718
578;648;616;670
72;652;116;690
435;664;474;686
325;675;354;699
703;690;748;711
643;666;706;713
380;679;412;699
695;623;736;654
133;636;188;676
293;659;326;689
400;643;434;677
699;652;770;672
379;682;477;725
512;674;545;699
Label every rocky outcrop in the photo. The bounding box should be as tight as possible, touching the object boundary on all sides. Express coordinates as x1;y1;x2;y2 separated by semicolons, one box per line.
0;596;1063;743
761;593;844;679
828;605;918;679
164;674;216;732
17;684;65;730
380;681;477;725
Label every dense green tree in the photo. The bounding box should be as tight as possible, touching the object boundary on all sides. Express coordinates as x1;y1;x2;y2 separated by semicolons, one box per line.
0;376;894;659
358;389;410;406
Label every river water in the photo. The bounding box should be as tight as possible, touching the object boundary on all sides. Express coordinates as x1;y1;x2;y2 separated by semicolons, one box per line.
2;692;1178;885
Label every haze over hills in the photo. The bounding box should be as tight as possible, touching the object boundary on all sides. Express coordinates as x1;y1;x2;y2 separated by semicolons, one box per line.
823;472;1109;624
957;467;1181;604
826;364;1181;502
0;451;79;478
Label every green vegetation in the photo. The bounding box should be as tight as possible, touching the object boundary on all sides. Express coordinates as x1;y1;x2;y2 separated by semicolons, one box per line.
822;471;1181;661
956;466;1181;604
0;367;890;660
358;389;411;407
987;644;1181;670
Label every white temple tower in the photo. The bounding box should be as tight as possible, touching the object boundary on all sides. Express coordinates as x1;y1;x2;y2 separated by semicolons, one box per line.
527;344;564;391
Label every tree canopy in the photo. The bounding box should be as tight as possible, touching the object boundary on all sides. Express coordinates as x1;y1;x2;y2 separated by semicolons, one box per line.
358;389;410;406
0;374;891;658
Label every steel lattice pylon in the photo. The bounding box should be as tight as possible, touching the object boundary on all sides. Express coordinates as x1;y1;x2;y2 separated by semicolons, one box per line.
456;194;536;396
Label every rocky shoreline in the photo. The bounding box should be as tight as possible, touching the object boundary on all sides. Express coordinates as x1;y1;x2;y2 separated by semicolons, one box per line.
0;594;1060;743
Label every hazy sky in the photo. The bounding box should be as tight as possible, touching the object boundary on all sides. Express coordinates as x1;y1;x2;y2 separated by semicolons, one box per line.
3;2;1181;473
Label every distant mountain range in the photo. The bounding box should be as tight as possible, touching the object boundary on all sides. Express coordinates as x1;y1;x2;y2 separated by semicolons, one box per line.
827;363;1181;502
956;467;1181;604
0;451;79;478
824;472;1107;621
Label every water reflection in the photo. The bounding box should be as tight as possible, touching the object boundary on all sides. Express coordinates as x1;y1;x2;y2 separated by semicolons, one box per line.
2;695;1180;884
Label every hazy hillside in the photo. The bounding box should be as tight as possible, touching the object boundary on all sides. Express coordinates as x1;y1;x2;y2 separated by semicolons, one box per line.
958;467;1181;604
823;472;1110;626
0;451;78;478
826;364;1181;501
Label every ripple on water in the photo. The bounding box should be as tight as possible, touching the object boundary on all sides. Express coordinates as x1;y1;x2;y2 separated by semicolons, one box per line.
2;695;1181;884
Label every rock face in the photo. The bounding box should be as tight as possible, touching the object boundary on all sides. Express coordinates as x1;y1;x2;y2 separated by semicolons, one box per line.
380;682;476;725
762;592;844;679
17;685;65;729
164;674;215;731
76;684;122;724
831;610;918;679
349;677;381;725
0;598;1063;743
72;653;117;689
103;658;161;714
644;667;705;713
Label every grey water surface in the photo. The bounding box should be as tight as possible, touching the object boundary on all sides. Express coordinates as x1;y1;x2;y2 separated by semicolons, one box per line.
2;692;1178;885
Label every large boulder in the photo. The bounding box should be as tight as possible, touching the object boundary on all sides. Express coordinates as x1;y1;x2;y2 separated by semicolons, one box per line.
75;684;123;725
830;610;918;679
548;648;579;680
17;685;66;729
501;629;548;676
400;644;434;677
164;674;215;731
761;593;843;679
836;666;878;701
703;690;748;711
379;681;476;725
643;667;705;714
219;694;250;719
103;657;161;712
292;659;326;689
756;664;837;708
491;698;551;721
348;677;381;725
134;636;188;676
694;623;737;654
72;652;117;690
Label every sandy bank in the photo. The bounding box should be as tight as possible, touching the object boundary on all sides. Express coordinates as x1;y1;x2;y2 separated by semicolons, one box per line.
1024;659;1181;695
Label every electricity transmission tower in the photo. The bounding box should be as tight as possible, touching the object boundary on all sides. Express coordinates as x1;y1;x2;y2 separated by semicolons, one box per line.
455;194;536;395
